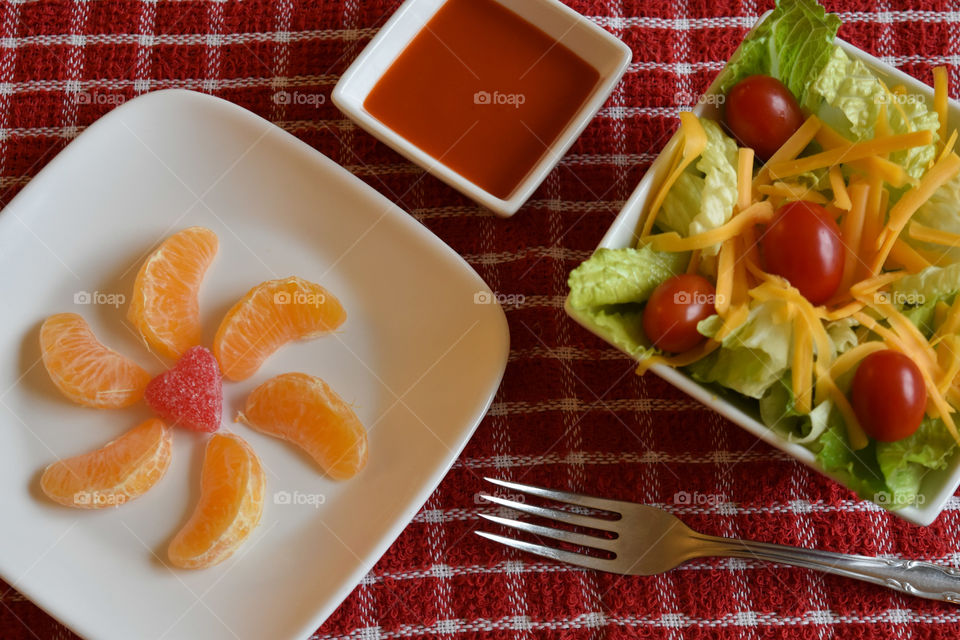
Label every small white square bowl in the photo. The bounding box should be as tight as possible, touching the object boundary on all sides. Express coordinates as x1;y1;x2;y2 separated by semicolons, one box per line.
332;0;632;217
565;31;960;526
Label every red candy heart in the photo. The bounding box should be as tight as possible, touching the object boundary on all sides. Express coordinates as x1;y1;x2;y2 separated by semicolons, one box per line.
145;346;222;433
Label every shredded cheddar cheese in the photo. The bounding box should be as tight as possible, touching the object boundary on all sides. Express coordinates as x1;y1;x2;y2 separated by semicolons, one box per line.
644;201;775;252
767;130;934;180
737;148;754;211
934;66;949;150
641;112;708;238
754;115;821;187
872;152;960;272
829;165;852;210
909;220;960;248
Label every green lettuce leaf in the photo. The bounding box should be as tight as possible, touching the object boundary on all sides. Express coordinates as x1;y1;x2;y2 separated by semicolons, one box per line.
807;45;939;180
814;416;889;500
567;246;689;309
715;0;841;105
658;119;739;255
574;307;656;361
688;300;793;399
875;418;956;508
909;172;960;261
759;376;834;444
891;263;960;309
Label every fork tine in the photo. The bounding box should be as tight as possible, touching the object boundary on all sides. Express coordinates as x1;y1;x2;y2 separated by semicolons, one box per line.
479;494;617;533
485;477;627;514
475;530;618;573
478;513;617;552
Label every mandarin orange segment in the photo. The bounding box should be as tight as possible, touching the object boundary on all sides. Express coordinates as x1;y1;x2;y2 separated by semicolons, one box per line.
40;313;152;409
128;227;218;359
213;277;346;381
168;433;265;569
40;418;172;508
237;372;367;480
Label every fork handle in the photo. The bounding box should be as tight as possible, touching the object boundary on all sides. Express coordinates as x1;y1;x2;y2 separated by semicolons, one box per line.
692;534;960;604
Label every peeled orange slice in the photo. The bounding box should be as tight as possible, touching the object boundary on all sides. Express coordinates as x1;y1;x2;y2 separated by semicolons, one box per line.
40;313;151;409
128;227;218;359
40;418;172;508
213;277;346;381
237;372;367;479
168;433;265;569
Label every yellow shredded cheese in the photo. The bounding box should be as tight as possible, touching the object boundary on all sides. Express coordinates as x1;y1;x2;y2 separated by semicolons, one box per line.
909;220;960;248
934;294;960;343
838;183;870;293
714;304;750;341
887;238;932;273
829;165;852;210
737;148;754;211
767;130;935;180
934;66;949;150
876;101;892;143
715;238;735;316
936;335;960;394
823;377;870;450
792;315;813;414
849;271;906;299
829;341;887;380
641;112;708;238
939;129;958;163
644;201;774;252
754;115;821;187
872;152;960;272
859;175;885;276
757;182;828;204
635;340;720;375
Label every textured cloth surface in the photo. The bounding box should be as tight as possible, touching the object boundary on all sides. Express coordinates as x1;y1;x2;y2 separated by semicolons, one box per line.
2;1;960;639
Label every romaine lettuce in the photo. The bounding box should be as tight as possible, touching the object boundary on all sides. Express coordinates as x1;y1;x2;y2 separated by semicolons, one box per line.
715;0;841;106
567;246;689;309
689;300;793;399
658;119;739;255
807;46;939;180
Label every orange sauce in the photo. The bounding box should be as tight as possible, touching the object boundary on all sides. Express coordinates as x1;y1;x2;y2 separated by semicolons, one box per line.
363;0;600;200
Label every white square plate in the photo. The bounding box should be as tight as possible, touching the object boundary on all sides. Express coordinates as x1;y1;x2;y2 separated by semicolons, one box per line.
332;0;632;217
0;89;509;639
566;35;960;526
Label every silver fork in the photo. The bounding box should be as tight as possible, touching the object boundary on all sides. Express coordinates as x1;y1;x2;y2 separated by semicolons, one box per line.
476;478;960;604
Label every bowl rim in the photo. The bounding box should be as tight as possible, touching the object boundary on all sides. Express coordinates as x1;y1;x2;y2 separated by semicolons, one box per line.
331;0;633;217
565;28;960;527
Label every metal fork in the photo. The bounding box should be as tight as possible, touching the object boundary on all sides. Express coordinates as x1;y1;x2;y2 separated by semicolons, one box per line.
476;478;960;603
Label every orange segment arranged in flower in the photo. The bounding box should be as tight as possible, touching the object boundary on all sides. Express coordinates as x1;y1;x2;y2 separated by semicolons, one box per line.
168;433;265;569
40;418;172;508
213;277;346;381
40;313;151;409
128;226;218;359
238;372;368;480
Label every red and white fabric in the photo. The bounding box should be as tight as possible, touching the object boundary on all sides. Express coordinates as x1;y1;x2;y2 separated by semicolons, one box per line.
1;1;959;638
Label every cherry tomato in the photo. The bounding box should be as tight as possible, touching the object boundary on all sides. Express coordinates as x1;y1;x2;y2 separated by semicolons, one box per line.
723;75;805;160
760;200;844;305
642;274;716;353
850;350;927;442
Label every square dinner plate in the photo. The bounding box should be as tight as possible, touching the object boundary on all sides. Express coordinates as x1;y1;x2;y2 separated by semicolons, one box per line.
0;89;509;639
566;33;960;526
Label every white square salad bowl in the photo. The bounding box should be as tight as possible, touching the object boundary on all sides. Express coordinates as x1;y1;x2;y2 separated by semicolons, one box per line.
565;29;960;526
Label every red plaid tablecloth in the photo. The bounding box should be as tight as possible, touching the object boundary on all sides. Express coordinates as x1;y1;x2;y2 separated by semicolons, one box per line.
2;1;960;638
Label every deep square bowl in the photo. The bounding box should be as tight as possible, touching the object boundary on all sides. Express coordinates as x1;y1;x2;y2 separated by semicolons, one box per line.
332;0;632;217
565;33;960;526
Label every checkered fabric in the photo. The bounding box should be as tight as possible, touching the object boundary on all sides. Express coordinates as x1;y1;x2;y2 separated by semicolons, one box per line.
1;1;960;638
